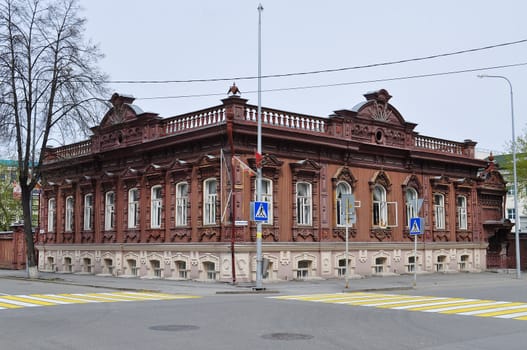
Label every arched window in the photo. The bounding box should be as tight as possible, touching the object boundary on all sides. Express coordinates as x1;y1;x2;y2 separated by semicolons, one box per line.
176;182;188;226
255;178;273;224
65;196;74;232
405;188;418;227
336;181;352;226
296;182;312;225
128;188;139;229
457;196;467;230
105;191;115;230
48;198;56;232
151;185;162;228
84;194;93;230
434;193;445;229
372;185;387;227
203;178;217;225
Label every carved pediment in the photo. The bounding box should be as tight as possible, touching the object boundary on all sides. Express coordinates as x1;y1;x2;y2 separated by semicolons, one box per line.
290;159;321;176
430;175;451;188
402;174;422;193
332;167;358;190
481;170;506;189
351;89;407;126
369;170;392;191
248;153;283;169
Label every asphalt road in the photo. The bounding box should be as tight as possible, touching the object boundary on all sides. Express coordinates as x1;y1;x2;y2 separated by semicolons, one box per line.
1;273;527;350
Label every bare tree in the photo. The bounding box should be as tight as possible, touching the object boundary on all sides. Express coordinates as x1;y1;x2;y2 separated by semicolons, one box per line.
0;0;107;277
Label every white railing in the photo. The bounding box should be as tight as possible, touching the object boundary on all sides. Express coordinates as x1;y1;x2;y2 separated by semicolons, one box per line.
245;107;326;133
414;135;465;155
164;107;226;136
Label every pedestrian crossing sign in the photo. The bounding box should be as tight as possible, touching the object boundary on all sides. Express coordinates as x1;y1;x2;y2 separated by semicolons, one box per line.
409;217;423;235
252;201;269;222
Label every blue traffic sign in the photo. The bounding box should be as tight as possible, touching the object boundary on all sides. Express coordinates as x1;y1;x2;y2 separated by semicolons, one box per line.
409;217;423;235
252;201;269;221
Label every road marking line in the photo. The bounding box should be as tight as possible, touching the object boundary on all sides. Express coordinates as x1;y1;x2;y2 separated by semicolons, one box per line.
0;297;40;307
271;292;527;322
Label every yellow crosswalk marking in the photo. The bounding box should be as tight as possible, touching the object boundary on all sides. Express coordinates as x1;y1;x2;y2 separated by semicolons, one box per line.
270;292;527;322
0;292;200;312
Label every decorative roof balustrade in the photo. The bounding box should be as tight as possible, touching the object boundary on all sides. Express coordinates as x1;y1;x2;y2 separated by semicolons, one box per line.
414;135;473;157
244;105;326;133
162;106;226;136
45;139;92;161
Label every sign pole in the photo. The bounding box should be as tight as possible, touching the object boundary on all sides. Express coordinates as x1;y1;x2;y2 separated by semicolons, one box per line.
255;3;264;290
345;224;349;288
413;233;417;287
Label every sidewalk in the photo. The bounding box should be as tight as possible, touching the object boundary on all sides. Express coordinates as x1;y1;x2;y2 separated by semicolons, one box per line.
0;268;524;296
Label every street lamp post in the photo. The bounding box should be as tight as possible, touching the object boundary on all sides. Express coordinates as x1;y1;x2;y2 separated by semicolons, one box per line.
478;74;521;279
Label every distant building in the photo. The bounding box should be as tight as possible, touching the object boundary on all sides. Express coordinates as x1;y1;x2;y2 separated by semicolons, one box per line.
37;89;510;281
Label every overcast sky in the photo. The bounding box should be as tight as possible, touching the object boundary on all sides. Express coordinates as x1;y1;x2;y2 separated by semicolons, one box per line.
79;0;527;155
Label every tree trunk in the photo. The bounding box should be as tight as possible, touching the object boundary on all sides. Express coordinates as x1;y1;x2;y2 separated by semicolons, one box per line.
21;183;39;279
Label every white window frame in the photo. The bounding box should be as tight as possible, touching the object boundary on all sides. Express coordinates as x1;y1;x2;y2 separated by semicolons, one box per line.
105;191;115;230
204;178;217;225
48;198;56;232
336;182;352;227
128;188;139;229
296;182;312;226
372;185;398;228
405;188;418;227
176;182;188;226
84;194;93;231
151;185;162;229
457;195;468;230
254;178;273;225
434;193;445;229
65;196;74;232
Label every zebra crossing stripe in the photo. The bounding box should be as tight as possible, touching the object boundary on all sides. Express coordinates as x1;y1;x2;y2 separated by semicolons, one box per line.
270;292;527;321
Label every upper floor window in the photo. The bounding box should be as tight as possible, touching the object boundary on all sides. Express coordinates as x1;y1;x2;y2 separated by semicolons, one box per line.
434;193;445;229
296;182;312;225
405;188;418;227
457;195;467;230
176;182;188;226
507;208;516;220
65;196;74;232
105;191;115;230
151;185;162;228
204;178;217;225
128;188;139;229
255;178;273;224
336;181;352;227
84;194;93;231
48;198;56;232
372;185;387;227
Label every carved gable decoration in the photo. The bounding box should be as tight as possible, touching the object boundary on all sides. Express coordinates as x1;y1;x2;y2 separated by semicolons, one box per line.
402;174;422;193
332;166;358;190
430;175;451;189
290;159;321;177
99;93;150;128
481;170;506;190
454;178;474;190
369;170;392;191
351;89;406;126
196;154;220;178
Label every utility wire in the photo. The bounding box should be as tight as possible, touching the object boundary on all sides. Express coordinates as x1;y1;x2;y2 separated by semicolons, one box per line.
135;62;527;101
109;39;527;84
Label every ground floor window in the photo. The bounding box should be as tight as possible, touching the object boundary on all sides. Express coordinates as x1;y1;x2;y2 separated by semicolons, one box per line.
203;262;216;280
175;260;187;279
337;258;351;277
150;259;162;277
127;259;138;276
436;255;447;272
296;260;311;279
64;257;72;272
406;256;417;273
47;256;55;271
373;257;387;274
103;258;114;275
82;258;92;273
459;255;469;271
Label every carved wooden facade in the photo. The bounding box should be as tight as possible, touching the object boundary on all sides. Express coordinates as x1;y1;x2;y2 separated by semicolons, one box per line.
37;89;509;281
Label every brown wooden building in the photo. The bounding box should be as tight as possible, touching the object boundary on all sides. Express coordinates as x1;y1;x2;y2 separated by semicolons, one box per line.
36;88;510;282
